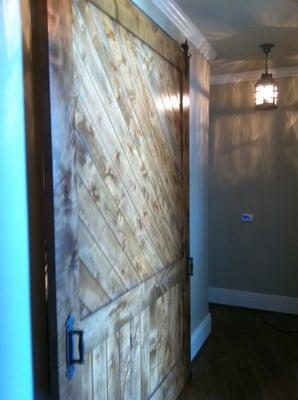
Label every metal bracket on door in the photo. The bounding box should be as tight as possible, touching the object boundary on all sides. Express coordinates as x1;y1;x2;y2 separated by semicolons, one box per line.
187;256;194;276
65;315;84;380
181;39;191;58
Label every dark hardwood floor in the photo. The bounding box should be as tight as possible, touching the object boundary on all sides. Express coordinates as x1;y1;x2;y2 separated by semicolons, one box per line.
179;304;298;400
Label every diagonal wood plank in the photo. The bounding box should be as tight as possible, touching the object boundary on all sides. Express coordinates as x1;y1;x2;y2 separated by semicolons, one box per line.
79;219;127;301
84;3;182;249
139;51;182;176
76;134;154;281
115;17;181;183
73;40;174;266
79;260;110;318
156;56;181;117
73;0;179;262
97;21;182;247
152;50;183;148
78;177;141;288
80;300;92;321
75;100;165;273
143;46;182;176
132;36;182;170
144;46;182;152
116;22;183;219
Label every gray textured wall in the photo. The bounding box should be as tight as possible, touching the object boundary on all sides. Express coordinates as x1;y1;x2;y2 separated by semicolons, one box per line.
189;48;210;331
209;76;298;297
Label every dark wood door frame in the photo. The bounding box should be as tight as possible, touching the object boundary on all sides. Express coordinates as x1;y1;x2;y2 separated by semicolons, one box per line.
21;0;59;398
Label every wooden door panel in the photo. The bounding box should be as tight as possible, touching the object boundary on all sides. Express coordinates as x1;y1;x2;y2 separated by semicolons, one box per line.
74;0;188;396
78;215;127;300
80;258;183;351
74;0;182;258
80;275;185;399
135;43;182;169
48;0;189;397
74;52;174;269
75;99;166;273
76;137;155;282
81;263;183;399
119;26;182;211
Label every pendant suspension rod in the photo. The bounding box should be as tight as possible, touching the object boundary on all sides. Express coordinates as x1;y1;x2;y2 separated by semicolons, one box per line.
265;52;268;74
260;43;274;75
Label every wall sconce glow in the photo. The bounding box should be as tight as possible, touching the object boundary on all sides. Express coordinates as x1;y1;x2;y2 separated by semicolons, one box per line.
255;43;278;110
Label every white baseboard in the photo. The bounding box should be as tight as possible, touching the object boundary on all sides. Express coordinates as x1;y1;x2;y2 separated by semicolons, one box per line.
191;313;211;360
209;287;298;315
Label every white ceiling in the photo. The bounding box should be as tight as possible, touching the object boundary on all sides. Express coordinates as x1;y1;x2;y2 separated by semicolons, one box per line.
175;0;298;74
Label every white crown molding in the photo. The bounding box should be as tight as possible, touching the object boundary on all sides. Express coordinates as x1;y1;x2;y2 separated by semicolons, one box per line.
211;65;298;85
191;313;211;360
209;287;298;315
150;0;217;61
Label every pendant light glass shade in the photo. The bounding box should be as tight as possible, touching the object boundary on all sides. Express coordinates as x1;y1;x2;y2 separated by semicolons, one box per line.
255;44;278;110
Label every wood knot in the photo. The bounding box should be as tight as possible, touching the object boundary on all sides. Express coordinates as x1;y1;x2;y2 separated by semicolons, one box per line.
91;185;100;202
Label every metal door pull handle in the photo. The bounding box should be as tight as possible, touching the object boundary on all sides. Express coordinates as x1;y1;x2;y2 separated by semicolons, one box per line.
65;315;84;380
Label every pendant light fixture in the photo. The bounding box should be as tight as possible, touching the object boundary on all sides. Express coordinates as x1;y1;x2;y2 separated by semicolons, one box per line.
255;43;278;110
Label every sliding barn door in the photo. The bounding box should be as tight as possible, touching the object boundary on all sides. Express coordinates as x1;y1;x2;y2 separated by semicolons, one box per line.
47;0;190;398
